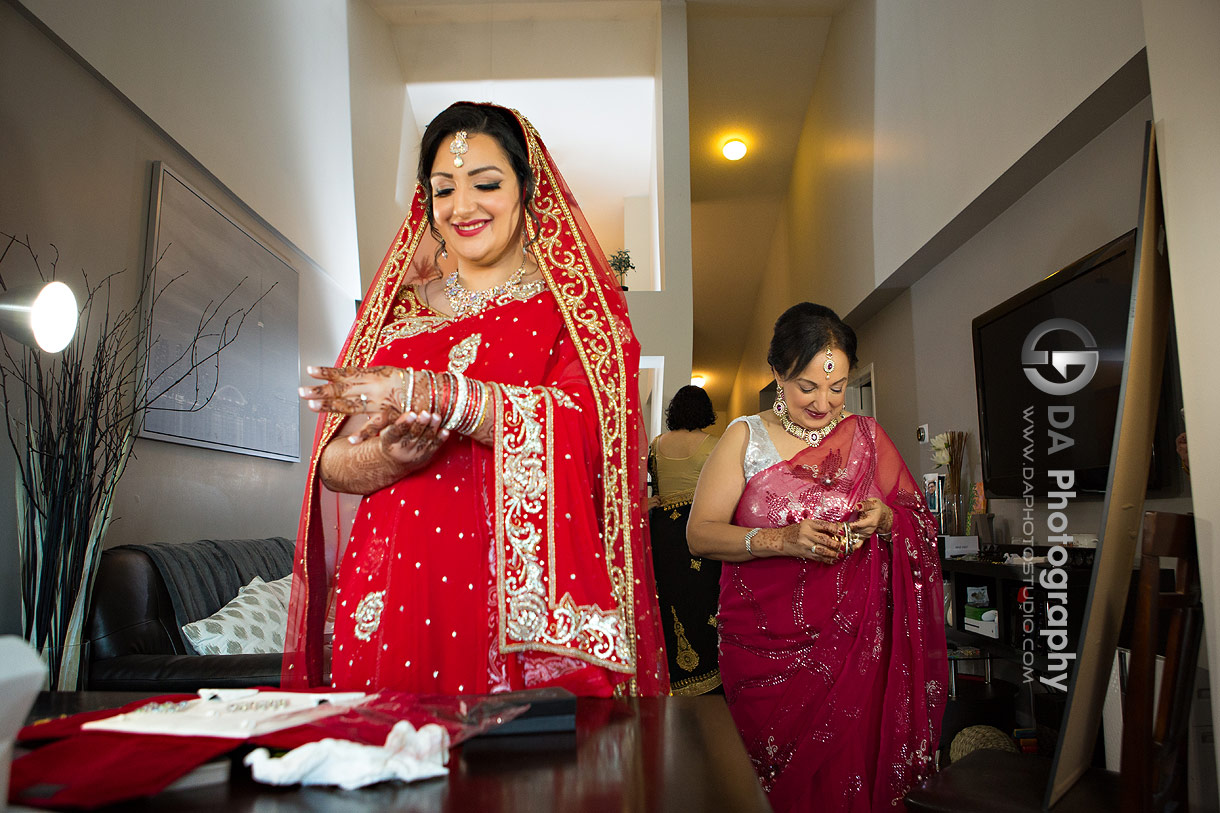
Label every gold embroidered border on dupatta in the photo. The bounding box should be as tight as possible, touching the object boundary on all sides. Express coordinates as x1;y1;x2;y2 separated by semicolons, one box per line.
514;116;640;687
493;383;630;670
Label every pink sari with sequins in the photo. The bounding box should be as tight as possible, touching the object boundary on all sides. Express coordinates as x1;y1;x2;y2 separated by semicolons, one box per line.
719;415;946;811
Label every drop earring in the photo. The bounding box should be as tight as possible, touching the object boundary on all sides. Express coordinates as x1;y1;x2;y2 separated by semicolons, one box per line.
772;384;787;417
440;239;448;259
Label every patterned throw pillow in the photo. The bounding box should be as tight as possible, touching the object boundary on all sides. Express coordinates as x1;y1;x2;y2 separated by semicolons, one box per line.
181;575;293;655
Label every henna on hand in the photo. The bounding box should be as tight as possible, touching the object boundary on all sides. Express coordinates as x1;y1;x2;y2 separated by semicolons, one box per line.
319;430;412;495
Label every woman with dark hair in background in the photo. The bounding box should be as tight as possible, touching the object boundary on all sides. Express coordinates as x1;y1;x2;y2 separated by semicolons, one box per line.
284;102;667;697
647;384;721;695
688;302;946;810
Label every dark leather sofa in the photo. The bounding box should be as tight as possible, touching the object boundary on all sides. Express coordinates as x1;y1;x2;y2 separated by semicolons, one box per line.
83;537;294;692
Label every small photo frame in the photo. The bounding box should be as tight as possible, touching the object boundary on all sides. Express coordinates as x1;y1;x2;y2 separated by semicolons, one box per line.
966;585;990;607
923;473;944;513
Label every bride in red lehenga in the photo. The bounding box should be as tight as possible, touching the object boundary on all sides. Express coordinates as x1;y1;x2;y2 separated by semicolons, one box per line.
689;303;946;810
282;102;667;698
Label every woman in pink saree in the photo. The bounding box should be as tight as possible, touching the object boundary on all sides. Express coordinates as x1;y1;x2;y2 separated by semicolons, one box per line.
689;303;946;811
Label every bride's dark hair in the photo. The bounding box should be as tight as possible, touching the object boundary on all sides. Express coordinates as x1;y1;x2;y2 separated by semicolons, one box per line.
417;103;541;260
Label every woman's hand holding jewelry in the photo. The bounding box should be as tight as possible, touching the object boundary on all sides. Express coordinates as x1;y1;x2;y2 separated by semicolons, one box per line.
765;519;845;564
849;497;894;544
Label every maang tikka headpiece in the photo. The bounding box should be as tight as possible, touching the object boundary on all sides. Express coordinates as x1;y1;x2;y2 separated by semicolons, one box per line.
449;131;469;167
823;346;835;379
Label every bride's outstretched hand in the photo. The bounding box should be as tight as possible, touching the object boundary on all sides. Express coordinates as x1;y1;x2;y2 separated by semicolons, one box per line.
300;365;405;422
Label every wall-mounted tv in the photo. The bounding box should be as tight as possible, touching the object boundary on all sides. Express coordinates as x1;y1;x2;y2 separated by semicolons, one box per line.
972;230;1167;498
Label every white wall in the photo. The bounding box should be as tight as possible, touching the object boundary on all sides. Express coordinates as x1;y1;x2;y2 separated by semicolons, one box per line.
20;0;363;297
347;0;418;294
727;207;793;422
872;0;1146;285
626;1;694;408
1140;0;1220;779
785;0;876;317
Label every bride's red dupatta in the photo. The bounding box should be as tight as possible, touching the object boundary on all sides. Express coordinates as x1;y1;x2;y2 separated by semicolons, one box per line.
281;104;667;696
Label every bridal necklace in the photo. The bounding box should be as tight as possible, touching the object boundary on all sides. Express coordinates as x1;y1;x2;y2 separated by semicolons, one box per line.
779;409;846;447
444;254;540;319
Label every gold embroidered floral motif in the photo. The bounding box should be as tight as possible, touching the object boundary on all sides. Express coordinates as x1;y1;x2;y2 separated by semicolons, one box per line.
377;285;451;350
353;590;386;642
672;607;699;672
448;333;482;374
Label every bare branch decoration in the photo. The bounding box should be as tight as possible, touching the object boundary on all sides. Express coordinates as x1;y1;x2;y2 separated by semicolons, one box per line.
0;231;269;689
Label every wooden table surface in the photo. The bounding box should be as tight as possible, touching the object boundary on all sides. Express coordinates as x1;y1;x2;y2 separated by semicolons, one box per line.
22;692;771;812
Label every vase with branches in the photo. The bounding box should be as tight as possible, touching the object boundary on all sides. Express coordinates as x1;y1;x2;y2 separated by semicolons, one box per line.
0;232;265;689
931;430;968;536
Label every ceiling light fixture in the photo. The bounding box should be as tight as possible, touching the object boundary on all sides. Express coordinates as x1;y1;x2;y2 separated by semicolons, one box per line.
722;140;747;161
690;375;707;388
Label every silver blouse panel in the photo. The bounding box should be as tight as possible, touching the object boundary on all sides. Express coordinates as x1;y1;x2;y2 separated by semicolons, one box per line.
729;415;783;484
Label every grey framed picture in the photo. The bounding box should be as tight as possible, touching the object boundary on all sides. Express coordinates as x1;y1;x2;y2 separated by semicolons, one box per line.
140;162;300;462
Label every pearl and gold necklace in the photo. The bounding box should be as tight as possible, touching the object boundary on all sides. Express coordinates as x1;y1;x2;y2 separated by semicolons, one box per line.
779;410;847;447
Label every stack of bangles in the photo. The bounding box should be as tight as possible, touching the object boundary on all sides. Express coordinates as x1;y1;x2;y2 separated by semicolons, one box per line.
396;367;489;436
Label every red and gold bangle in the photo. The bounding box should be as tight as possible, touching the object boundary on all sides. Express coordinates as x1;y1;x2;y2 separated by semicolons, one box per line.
469;382;492;434
437;372;456;425
422;369;438;415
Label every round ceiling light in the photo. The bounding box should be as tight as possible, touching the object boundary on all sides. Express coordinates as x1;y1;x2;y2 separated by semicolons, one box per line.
722;139;747;161
690;374;707;388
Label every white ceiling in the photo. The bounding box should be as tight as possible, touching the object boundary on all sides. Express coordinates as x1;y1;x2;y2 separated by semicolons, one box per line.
369;0;847;410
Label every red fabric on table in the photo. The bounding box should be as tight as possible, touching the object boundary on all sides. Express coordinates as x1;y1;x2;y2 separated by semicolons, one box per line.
9;731;234;810
10;690;527;809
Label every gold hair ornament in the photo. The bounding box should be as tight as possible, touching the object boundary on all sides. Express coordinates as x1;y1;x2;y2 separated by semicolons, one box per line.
449;131;469;167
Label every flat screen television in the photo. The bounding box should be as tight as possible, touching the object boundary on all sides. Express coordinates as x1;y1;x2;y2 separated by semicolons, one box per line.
971;230;1178;498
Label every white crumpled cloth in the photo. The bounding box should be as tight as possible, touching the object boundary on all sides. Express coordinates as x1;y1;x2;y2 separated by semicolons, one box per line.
244;720;450;789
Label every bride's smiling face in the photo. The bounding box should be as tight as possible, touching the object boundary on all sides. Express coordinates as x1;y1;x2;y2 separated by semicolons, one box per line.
776;347;850;429
429;132;524;271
